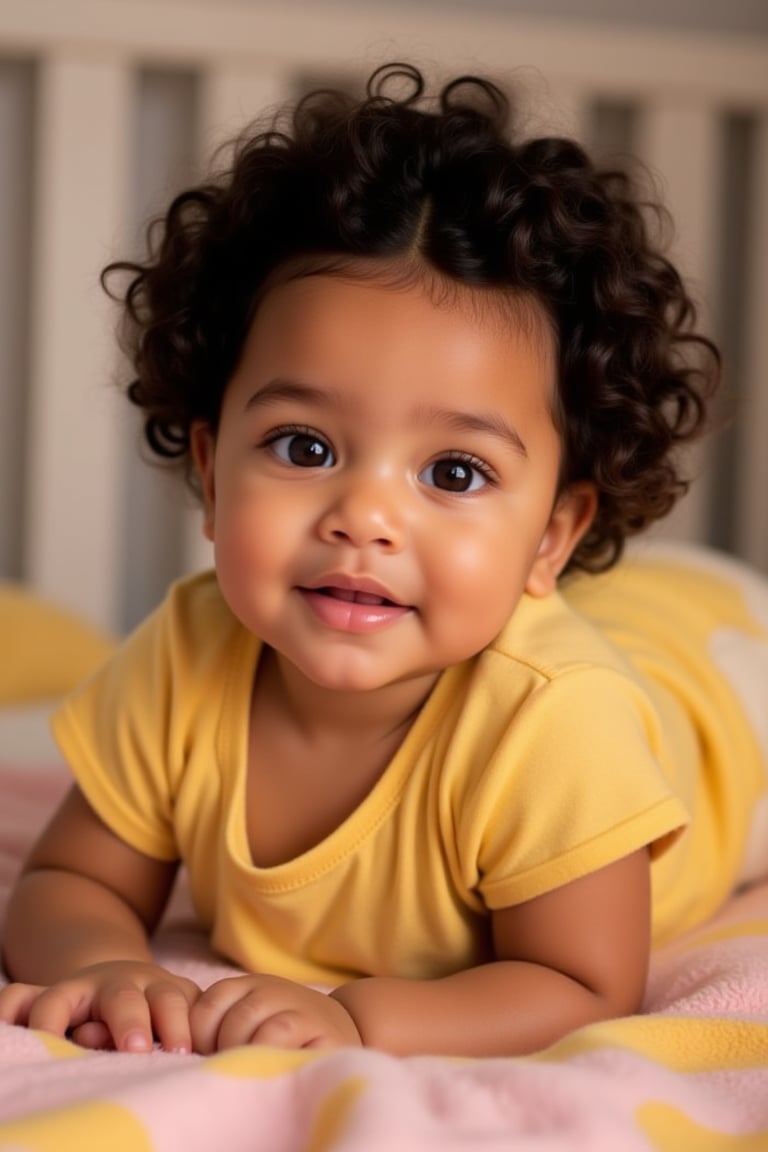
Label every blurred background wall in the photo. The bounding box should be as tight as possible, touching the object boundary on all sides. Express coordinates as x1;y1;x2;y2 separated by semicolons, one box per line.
1;0;767;634
359;0;768;34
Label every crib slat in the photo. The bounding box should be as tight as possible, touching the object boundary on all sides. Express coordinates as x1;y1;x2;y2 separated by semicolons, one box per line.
735;111;768;572
198;62;295;159
635;99;722;547
0;61;34;581
24;52;131;632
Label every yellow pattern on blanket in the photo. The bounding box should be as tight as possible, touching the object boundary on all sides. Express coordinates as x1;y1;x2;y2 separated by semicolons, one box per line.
1;884;767;1152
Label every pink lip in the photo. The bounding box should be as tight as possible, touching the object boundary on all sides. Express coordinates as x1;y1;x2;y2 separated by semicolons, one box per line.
298;575;411;634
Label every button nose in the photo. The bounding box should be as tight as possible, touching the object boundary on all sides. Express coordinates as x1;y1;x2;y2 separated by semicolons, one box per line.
317;475;405;551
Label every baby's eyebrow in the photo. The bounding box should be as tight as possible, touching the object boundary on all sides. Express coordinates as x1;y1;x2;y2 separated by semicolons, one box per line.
418;405;528;458
244;378;338;411
244;380;527;458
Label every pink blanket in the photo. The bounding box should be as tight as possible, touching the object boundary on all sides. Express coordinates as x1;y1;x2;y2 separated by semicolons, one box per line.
2;762;767;1151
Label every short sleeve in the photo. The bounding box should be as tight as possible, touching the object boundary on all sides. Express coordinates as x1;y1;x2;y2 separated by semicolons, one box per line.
52;596;183;861
458;665;690;910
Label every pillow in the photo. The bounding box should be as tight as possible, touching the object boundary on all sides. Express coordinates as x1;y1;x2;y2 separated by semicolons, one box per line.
0;583;115;705
0;702;62;764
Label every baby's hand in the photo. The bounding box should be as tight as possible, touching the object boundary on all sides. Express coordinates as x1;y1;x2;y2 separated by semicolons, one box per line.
0;961;201;1053
190;974;362;1053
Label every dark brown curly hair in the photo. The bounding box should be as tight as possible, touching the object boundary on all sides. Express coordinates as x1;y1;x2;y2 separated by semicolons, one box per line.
103;62;720;573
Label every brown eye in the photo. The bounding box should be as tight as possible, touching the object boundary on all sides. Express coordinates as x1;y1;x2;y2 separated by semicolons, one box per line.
419;456;490;493
270;432;334;468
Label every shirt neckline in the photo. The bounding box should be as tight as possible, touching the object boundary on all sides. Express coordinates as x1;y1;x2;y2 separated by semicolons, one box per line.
216;627;470;892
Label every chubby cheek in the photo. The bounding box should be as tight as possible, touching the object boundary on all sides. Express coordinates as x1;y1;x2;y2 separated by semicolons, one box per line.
209;485;286;602
422;524;526;643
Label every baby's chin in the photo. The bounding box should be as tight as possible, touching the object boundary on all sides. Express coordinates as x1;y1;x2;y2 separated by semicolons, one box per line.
272;646;444;700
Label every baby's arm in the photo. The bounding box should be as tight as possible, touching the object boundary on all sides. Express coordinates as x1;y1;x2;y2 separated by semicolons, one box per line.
332;847;651;1056
0;786;199;1052
187;848;651;1057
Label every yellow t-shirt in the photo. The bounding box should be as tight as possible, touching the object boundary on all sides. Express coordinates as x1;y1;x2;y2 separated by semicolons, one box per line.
51;553;767;984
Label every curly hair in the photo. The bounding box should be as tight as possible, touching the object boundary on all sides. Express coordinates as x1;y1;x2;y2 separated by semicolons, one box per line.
103;61;720;573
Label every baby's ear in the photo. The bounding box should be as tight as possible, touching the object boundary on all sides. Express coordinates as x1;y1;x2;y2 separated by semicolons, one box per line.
190;421;217;542
525;483;597;597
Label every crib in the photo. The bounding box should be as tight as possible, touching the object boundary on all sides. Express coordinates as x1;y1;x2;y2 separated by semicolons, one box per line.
1;0;767;637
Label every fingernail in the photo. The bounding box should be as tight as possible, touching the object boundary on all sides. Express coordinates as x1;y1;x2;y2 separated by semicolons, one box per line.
123;1031;151;1052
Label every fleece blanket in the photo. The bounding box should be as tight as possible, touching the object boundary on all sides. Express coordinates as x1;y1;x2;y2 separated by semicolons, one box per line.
1;762;767;1152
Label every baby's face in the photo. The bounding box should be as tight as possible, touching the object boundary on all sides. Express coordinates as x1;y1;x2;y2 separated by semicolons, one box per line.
191;266;594;696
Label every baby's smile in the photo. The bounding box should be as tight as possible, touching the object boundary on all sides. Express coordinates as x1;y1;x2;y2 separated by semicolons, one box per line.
298;582;411;634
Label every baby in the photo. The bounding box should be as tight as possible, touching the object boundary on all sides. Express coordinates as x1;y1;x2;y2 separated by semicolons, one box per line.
1;62;766;1058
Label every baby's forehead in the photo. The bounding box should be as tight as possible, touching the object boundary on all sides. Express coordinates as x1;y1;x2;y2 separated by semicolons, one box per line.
231;262;561;440
260;251;556;350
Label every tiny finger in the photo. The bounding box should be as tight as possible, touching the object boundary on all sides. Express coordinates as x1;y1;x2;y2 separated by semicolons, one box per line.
213;995;273;1050
242;1008;310;1051
146;983;195;1054
190;979;258;1055
0;983;44;1026
98;984;154;1053
28;986;90;1038
70;1021;114;1050
189;991;228;1055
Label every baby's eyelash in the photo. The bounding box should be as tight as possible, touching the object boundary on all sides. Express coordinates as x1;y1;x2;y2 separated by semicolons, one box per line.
443;451;499;483
261;423;320;445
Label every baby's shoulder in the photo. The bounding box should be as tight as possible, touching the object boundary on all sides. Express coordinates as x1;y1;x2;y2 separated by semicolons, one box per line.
165;569;234;633
488;587;633;685
119;569;252;692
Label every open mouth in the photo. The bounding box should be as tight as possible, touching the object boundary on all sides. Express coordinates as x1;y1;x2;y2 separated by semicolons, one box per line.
299;583;410;632
314;587;400;607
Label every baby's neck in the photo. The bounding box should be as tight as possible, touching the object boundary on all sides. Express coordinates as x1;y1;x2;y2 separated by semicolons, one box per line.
255;647;440;745
247;651;441;867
